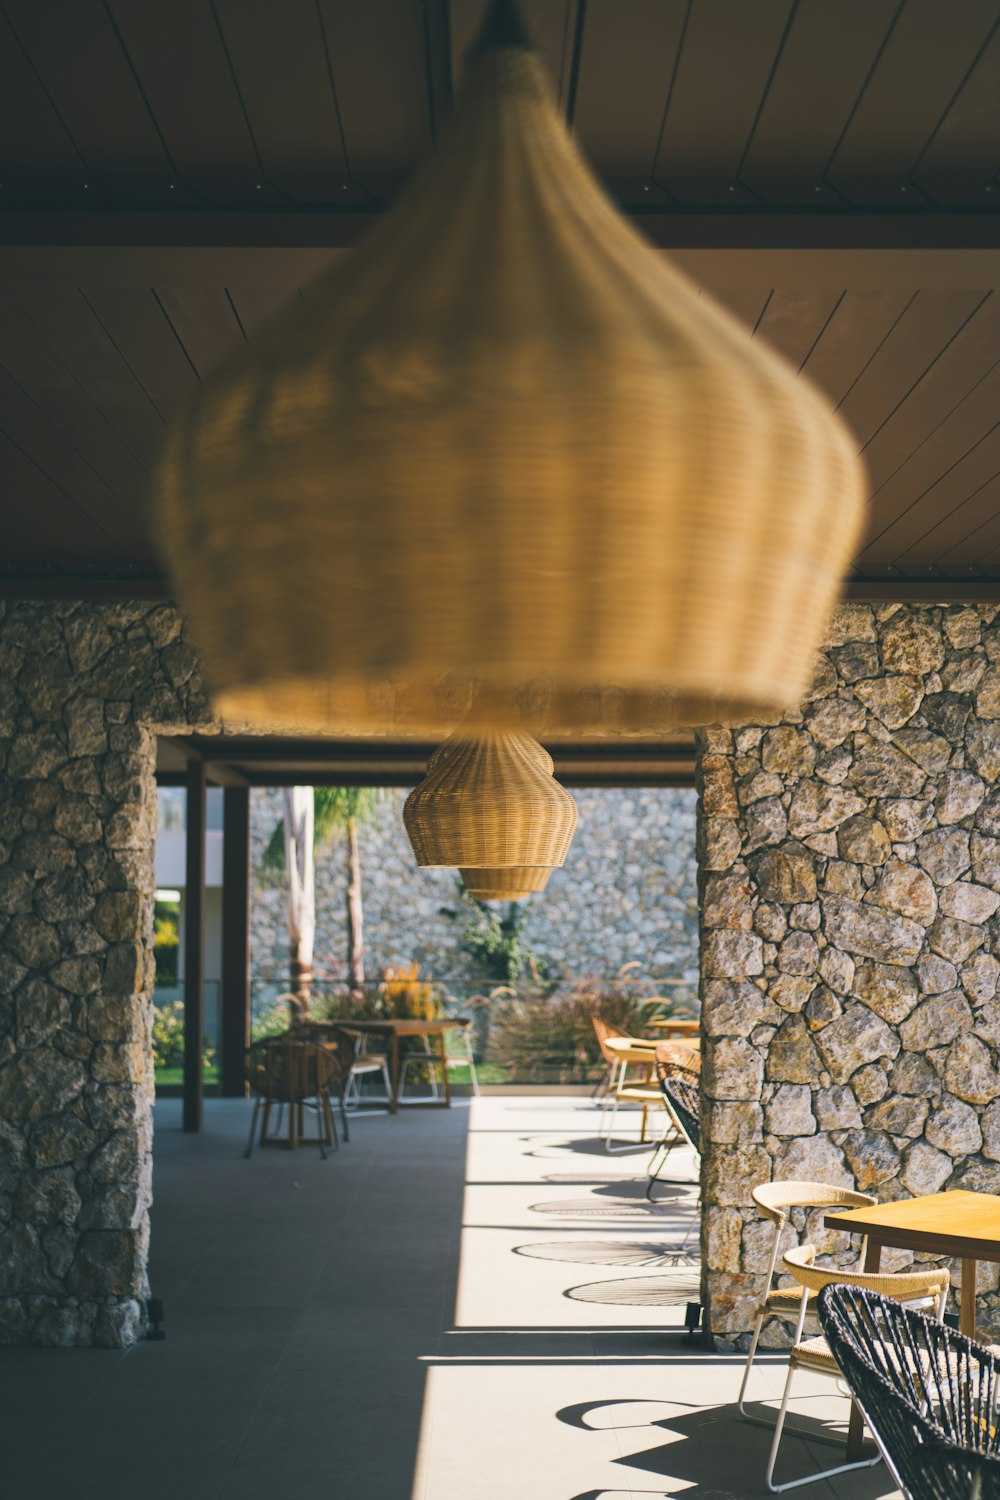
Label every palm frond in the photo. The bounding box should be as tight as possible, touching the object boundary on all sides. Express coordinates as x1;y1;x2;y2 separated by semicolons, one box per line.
258;786;384;875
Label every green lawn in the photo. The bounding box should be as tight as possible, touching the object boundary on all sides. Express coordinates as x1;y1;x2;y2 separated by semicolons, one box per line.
155;1065;220;1088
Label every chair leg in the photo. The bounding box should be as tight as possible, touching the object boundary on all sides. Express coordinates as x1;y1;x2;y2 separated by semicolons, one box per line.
244;1095;261;1159
315;1095;327;1159
339;1090;350;1142
464;1032;480;1098
737;1312;767;1415
765;1360;882;1492
323;1093;339;1152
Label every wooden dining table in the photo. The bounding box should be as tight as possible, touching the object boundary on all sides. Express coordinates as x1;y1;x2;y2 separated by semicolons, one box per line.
335;1017;472;1113
825;1188;1000;1458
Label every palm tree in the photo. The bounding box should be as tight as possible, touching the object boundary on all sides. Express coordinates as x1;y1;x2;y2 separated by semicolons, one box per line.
262;787;381;1013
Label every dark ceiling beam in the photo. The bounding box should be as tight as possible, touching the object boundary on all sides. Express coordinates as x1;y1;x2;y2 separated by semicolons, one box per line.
0;211;997;288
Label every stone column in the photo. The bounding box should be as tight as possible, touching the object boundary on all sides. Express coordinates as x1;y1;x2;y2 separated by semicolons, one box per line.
699;603;1000;1345
0;601;210;1345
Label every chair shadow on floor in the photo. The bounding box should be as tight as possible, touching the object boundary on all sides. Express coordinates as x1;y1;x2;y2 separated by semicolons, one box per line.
556;1397;891;1500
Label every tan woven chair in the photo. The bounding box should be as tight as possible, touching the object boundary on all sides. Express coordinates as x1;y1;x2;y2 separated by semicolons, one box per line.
592;1016;663;1153
738;1180;878;1422
244;1037;341;1158
765;1244;950;1493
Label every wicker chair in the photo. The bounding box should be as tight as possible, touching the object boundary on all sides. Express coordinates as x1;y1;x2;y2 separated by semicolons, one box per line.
737;1181;878;1424
818;1283;1000;1500
765;1244;950;1493
296;1020;389;1120
592;1015;664;1153
244;1036;341;1158
645;1045;701;1201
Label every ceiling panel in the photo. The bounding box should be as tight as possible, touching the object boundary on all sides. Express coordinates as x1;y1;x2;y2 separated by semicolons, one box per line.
738;0;897;207
652;0;795;207
825;0;1000;206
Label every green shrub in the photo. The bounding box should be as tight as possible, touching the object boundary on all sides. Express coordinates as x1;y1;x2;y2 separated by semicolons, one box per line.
152;999;216;1072
481;969;682;1083
153;900;179;987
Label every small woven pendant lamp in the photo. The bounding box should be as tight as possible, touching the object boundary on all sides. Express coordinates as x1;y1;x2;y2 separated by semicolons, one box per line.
461;867;552;901
403;732;577;869
155;0;864;735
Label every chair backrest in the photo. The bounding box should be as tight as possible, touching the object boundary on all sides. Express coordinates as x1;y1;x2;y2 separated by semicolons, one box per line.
591;1014;630;1066
655;1055;700;1153
783;1244;949;1306
751;1179;877;1226
819;1284;1000;1500
655;1040;701;1076
245;1036;339;1103
290;1023;356;1081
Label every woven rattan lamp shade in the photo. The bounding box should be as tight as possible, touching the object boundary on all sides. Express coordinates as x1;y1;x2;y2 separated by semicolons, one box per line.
403;732;576;868
155;4;864;736
461;866;553;901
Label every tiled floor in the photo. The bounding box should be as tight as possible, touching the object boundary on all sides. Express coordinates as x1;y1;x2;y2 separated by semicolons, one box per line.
0;1096;899;1499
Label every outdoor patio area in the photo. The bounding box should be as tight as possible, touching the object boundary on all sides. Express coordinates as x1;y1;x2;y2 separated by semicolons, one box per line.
0;1097;896;1500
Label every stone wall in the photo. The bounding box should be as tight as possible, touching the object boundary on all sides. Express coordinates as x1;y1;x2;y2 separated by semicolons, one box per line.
699;603;1000;1343
249;786;699;998
0;601;209;1345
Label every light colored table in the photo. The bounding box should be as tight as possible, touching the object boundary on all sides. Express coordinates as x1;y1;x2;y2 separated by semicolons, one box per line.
825;1187;1000;1339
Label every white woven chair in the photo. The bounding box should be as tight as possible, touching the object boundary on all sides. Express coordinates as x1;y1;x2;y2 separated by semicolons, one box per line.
765;1244;950;1493
738;1180;877;1422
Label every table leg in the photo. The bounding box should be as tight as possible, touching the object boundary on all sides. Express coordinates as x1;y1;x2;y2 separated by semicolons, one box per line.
390;1032;400;1114
440;1028;451;1107
847;1240;882;1461
961;1259;978;1337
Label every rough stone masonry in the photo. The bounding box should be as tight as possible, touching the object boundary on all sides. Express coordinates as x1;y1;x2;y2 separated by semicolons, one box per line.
699;602;1000;1343
0;601;210;1346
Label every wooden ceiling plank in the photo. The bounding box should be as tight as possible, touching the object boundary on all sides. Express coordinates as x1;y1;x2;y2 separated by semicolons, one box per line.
836;289;988;448
154;286;245;380
751;287;845;370
700;287;772;333
857;338;1000;555
912;23;1000;206
12;285;166;469
903;469;1000;565
827;0;1000;205
0;9;103;204
0;289;152;503
860;418;1000;564
570;0;685;204
78;285;200;423
107;0;281;204
2;0;184;203
651;0;796;206
226;283;302;337
860;292;1000;490
213;0;364;205
740;0;898;207
0;362;149;561
321;0;438;202
798;288;914;407
0;427;134;566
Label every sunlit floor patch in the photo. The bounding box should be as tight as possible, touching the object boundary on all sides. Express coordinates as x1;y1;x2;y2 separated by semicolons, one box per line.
515;1241;698;1269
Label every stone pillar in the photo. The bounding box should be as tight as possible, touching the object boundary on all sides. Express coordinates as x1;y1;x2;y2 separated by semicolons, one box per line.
699;603;1000;1345
0;601;210;1345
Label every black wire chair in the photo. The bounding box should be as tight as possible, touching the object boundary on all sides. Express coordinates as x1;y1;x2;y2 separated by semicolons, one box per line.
646;1050;700;1218
818;1283;1000;1500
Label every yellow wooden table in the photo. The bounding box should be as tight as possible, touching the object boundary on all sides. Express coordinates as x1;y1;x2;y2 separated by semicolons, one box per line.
825;1188;1000;1338
824;1188;1000;1458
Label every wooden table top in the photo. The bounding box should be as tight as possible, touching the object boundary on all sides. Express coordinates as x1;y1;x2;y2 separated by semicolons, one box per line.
825;1189;1000;1261
333;1016;470;1036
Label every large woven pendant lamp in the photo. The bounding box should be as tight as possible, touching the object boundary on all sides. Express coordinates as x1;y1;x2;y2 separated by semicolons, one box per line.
461;867;553;901
403;732;577;869
155;0;864;735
